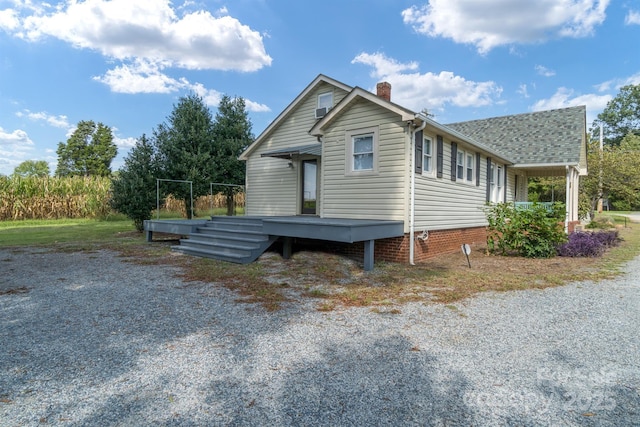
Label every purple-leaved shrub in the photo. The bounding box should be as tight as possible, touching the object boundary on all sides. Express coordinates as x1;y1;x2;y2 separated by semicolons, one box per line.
557;230;621;257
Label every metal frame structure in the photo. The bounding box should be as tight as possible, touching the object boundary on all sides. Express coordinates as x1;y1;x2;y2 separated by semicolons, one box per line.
156;179;193;220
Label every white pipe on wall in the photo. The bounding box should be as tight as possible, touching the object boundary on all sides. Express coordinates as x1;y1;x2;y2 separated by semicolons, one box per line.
409;115;427;265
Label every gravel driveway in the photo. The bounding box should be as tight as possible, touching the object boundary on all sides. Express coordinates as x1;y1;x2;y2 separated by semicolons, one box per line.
1;247;639;426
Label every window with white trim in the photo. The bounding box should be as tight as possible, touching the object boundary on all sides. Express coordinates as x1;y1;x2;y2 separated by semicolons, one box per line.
455;149;475;183
423;136;433;174
353;134;374;171
346;127;379;175
489;162;504;203
456;151;465;180
318;92;333;109
466;153;474;182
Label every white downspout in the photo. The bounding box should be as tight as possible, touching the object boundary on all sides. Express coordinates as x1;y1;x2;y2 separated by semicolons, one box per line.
410;116;427;265
565;165;570;233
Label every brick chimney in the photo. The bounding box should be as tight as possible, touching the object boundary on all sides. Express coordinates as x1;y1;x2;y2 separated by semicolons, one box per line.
376;82;391;101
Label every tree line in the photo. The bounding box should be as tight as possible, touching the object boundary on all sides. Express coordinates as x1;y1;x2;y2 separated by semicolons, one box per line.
7;93;252;231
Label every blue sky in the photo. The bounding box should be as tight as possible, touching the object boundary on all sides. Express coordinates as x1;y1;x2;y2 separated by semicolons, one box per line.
0;0;638;176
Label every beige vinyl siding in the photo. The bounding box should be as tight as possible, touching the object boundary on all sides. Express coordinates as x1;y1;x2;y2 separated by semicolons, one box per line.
245;83;348;216
414;135;489;231
321;99;407;220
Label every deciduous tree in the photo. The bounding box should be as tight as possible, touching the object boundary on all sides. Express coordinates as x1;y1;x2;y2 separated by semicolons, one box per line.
13;160;50;177
581;133;640;215
56;121;117;177
591;84;640;146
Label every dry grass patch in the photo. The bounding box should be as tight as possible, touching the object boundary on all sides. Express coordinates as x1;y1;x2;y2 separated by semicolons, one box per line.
33;218;640;312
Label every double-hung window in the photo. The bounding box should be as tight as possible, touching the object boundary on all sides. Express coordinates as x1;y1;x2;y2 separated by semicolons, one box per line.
318;92;333;110
489;162;504;203
423;137;433;173
456;151;465;180
466;153;474;182
346;127;378;175
455;149;474;183
353;134;374;171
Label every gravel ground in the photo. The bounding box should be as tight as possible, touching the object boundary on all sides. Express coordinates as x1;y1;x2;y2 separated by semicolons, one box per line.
1;247;639;426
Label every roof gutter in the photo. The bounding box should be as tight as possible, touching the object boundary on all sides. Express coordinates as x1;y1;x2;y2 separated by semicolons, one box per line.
410;113;428;266
512;162;579;169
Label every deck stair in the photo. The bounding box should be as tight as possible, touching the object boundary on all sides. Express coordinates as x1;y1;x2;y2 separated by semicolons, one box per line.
172;217;277;264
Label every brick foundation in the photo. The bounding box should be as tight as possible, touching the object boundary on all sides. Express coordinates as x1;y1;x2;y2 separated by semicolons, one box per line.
294;226;488;265
285;222;581;266
567;220;580;233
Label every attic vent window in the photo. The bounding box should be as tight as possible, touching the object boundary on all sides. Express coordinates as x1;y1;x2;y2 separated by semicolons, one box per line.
316;92;333;118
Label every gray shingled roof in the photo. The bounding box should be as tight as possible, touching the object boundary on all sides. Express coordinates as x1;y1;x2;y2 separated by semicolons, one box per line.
445;106;586;165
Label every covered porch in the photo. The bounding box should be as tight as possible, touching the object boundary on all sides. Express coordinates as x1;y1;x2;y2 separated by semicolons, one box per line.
513;163;583;232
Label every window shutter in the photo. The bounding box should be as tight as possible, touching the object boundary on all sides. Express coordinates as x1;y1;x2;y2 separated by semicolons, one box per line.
414;130;423;174
503;165;508;203
450;142;457;181
486;157;492;202
436;135;443;178
475;153;481;187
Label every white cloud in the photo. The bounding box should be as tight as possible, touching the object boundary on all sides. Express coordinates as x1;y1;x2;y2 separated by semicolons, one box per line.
0;126;35;175
245;100;271;113
517;84;530;98
352;52;418;78
595;72;640;92
535;65;556;77
625;10;640;25
94;60;185;94
532;87;611;124
402;0;610;54
114;136;136;149
352;52;502;110
16;110;70;129
0;8;19;31
7;0;271;72
95;61;271;112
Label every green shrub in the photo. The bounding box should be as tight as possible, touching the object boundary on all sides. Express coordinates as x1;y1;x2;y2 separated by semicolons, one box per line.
586;216;615;229
485;202;567;258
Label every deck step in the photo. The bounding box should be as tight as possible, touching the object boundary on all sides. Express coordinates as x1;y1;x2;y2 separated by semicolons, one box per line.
172;217;276;264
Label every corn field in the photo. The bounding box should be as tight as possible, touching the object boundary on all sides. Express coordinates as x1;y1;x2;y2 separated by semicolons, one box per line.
163;193;246;217
0;176;112;220
0;175;246;221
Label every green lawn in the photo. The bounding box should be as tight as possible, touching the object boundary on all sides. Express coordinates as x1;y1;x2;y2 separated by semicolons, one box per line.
0;218;137;247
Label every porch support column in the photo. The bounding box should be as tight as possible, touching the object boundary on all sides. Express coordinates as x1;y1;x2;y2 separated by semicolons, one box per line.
364;239;375;271
282;237;292;260
564;166;580;233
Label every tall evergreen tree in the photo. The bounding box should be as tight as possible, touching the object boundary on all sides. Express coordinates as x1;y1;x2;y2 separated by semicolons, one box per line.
155;94;215;218
212;95;253;215
110;134;160;231
56;120;117;177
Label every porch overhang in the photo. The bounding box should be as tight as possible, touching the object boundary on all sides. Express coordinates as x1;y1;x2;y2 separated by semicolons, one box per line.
512;162;584;176
260;143;322;159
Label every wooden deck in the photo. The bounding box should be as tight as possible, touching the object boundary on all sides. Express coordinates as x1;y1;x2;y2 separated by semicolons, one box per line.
144;216;404;271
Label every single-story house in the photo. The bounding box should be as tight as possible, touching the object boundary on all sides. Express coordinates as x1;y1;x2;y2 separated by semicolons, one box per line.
238;74;587;265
